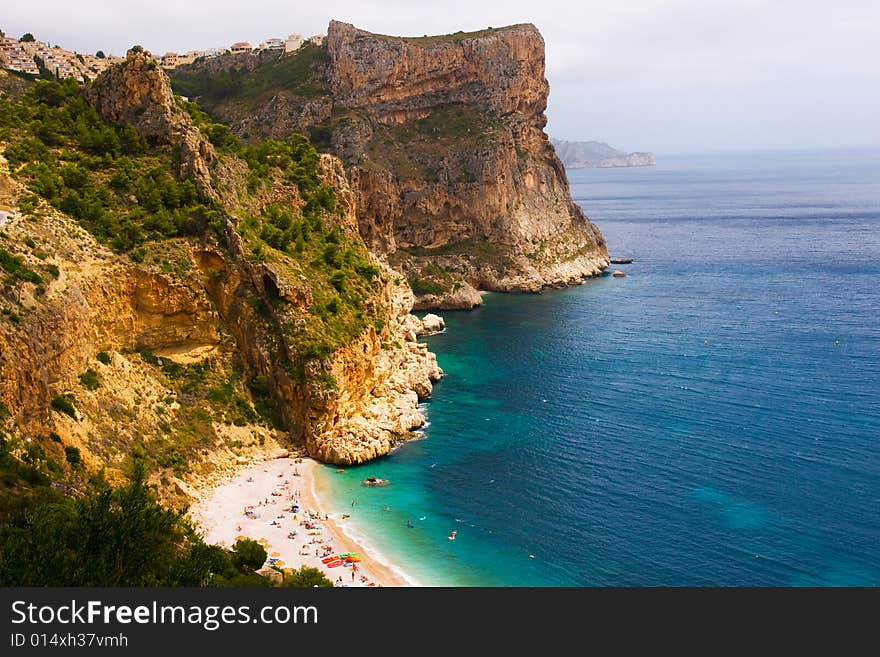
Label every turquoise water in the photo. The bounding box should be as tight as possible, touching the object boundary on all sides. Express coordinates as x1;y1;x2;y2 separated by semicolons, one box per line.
316;149;880;585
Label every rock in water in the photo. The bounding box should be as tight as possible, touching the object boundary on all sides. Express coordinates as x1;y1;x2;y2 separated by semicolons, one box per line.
420;314;445;334
612;270;626;278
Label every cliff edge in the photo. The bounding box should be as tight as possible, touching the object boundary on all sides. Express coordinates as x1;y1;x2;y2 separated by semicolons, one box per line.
171;22;609;309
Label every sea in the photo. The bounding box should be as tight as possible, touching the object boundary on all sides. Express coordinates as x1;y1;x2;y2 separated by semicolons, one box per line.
316;149;880;586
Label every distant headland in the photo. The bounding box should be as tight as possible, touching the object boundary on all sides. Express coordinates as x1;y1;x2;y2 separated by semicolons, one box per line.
551;139;656;169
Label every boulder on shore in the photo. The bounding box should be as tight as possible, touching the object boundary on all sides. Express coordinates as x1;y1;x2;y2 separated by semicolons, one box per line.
419;313;445;334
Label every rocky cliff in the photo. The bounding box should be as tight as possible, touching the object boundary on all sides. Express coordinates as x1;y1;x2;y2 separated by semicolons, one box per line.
0;51;443;504
171;22;609;309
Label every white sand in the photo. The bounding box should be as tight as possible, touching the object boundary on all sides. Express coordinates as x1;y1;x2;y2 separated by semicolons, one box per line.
189;457;409;587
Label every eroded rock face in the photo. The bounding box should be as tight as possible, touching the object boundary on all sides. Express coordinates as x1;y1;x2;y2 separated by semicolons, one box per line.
303;276;443;465
326;21;548;120
324;23;609;305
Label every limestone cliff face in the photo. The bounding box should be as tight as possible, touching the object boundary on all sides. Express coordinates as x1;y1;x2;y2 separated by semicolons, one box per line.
328;21;608;306
326;22;547;121
204;218;441;467
171;22;609;309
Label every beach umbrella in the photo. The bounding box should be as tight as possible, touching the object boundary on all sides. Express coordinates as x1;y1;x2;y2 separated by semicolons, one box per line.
270;551;281;557
274;560;285;567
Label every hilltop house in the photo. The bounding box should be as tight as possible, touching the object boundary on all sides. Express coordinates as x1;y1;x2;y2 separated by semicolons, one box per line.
284;34;304;52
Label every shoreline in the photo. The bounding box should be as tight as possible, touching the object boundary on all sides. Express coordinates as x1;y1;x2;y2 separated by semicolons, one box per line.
308;464;423;587
190;456;412;587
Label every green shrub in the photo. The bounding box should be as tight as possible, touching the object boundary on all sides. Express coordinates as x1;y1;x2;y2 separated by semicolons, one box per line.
50;394;77;418
95;351;112;365
282;565;333;588
64;445;81;465
231;539;266;573
329;269;345;292
78;368;100;391
409;277;446;296
0;247;43;285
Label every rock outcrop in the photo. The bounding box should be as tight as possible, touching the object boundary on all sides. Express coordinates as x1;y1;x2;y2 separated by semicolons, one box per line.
206;217;442;466
302;275;443;464
419;314;445;335
326;22;611;303
171;21;610;309
87;49;219;200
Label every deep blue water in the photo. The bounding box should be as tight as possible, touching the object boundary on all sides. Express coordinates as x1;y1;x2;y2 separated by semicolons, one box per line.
318;149;880;585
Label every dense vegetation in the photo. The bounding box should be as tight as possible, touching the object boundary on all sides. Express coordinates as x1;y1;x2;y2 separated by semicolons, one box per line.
0;77;220;251
0;246;43;285
170;42;330;109
233;134;383;382
0;449;331;587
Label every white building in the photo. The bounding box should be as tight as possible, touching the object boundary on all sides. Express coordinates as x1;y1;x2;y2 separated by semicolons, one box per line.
307;34;325;46
284;34;304;53
263;38;284;50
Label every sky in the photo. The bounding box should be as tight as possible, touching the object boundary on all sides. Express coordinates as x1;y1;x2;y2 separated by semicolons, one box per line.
3;0;879;153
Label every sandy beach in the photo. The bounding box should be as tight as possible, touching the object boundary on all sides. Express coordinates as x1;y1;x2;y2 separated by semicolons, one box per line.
190;457;410;587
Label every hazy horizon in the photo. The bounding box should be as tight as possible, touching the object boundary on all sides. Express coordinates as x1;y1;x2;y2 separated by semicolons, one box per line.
3;0;878;153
